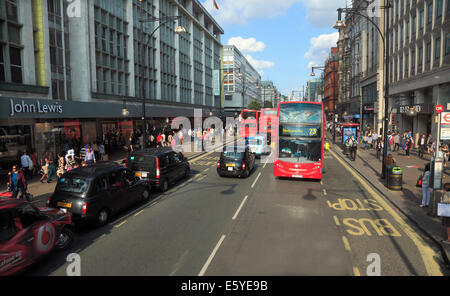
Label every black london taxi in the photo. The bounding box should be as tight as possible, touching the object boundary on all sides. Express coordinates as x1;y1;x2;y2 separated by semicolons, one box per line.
47;163;150;226
217;146;256;178
124;148;190;192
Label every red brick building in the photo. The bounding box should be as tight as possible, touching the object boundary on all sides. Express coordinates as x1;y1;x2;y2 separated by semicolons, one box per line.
323;47;338;119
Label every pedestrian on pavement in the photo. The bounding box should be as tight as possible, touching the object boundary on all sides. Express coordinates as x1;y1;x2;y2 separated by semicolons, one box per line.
56;153;65;180
376;138;383;159
20;151;33;180
426;134;433;154
40;158;49;183
363;133;368;150
30;149;38;177
46;157;56;183
441;183;450;244
85;147;96;165
420;163;431;208
372;131;378;150
368;130;373;149
65;155;76;171
127;137;134;154
8;165;28;200
394;133;401;152
418;134;426;159
404;137;412;157
349;136;358;161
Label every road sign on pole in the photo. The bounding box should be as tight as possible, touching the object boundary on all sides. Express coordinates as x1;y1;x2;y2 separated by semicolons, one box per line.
435;104;443;114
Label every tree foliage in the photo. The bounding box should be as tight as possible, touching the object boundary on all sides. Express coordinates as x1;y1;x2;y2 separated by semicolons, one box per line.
247;100;262;110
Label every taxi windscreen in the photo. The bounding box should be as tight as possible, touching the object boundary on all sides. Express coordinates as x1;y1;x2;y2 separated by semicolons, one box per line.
57;177;90;194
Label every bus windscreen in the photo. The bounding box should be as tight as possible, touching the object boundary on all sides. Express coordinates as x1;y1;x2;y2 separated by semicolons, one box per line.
242;111;257;120
279;104;322;124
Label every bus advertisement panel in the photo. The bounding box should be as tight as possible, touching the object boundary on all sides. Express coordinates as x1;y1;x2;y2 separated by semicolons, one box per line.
240;110;259;138
274;102;324;180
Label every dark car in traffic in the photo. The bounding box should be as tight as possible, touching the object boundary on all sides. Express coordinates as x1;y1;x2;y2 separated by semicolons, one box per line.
47;163;150;226
217;146;256;178
0;197;74;276
124;148;190;192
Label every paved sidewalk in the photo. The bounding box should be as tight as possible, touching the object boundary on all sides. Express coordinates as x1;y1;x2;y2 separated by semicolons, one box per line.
326;133;450;268
0;137;234;205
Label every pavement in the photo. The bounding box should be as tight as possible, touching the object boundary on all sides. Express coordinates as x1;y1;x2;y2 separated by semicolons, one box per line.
326;132;450;268
0;138;228;207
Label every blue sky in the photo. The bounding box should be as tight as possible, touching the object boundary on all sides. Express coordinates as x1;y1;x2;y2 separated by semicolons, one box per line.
201;0;349;95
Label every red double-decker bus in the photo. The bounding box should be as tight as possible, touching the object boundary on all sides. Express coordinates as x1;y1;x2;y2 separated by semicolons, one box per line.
239;109;259;138
274;101;325;180
259;108;277;144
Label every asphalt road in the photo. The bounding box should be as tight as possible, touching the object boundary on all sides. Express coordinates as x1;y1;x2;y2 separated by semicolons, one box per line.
26;145;448;276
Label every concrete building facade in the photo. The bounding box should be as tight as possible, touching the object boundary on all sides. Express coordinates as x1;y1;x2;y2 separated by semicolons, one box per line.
222;45;261;115
0;0;224;168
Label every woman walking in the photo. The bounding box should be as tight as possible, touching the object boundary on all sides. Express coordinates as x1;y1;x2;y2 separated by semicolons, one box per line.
8;165;28;199
420;163;431;208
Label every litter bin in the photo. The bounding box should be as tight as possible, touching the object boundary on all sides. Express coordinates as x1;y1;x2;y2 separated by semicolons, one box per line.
388;167;403;191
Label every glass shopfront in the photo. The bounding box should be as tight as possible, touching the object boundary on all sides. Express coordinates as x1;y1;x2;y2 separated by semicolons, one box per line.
0;124;33;179
34;120;98;161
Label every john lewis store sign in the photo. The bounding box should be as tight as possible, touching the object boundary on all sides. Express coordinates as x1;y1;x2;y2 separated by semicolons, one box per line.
9;99;63;116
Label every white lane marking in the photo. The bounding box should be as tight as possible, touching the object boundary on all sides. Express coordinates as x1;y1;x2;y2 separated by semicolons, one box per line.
198;234;226;276
232;195;249;220
251;172;262;188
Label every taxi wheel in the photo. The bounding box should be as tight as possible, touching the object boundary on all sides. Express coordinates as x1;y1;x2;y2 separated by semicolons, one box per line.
185;168;190;179
142;188;150;202
55;227;74;250
97;209;109;226
161;179;169;192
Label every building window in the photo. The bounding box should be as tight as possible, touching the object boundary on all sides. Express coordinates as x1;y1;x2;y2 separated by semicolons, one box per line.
446;33;450;56
435;37;441;62
0;0;23;83
419;10;424;31
427;2;433;24
418;46;423;71
411;49;415;74
425;41;431;63
437;0;443;17
412;15;416;37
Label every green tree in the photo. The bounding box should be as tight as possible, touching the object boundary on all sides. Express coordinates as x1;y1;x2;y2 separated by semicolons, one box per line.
263;101;273;108
247;100;262;110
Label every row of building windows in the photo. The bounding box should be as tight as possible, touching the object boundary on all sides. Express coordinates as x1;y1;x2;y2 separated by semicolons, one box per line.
0;0;22;83
390;32;450;83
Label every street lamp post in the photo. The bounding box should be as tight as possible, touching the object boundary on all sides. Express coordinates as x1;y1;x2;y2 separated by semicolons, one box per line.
333;2;392;179
138;4;186;148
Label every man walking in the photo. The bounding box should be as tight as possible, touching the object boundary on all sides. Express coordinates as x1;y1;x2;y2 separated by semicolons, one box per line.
20;151;33;180
349;136;358;161
394;132;401;152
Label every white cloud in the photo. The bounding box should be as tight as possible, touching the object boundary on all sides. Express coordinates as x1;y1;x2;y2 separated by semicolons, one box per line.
245;55;275;76
203;0;301;26
304;32;338;69
301;0;348;28
228;37;266;53
202;0;348;27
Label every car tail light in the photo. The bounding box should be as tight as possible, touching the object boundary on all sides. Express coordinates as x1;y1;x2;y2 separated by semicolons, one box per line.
156;157;160;179
82;202;87;214
124;157;128;167
242;163;246;170
217;162;220;168
46;197;50;206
